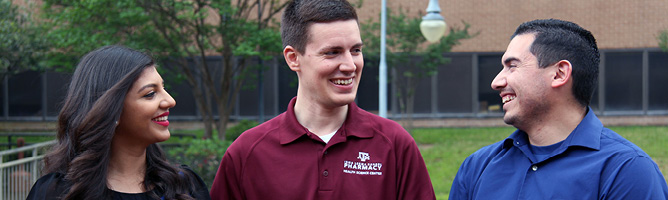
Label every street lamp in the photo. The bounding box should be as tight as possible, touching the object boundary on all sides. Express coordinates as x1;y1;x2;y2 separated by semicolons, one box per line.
420;0;447;43
379;0;446;118
379;0;388;118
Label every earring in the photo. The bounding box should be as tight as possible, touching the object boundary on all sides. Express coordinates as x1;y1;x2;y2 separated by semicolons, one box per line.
115;121;119;126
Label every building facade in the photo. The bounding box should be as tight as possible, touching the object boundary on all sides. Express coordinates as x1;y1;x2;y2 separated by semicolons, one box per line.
3;0;668;121
356;0;668;52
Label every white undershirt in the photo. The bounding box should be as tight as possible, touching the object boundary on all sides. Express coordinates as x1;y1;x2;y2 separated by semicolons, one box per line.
317;130;338;144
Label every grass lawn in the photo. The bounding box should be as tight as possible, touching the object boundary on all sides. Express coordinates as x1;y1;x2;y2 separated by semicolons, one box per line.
412;126;668;200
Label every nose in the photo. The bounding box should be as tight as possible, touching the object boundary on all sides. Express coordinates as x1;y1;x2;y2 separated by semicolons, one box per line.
491;69;507;91
161;89;176;109
339;52;357;72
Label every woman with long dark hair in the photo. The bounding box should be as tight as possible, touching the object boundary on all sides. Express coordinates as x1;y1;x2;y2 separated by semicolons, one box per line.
27;45;210;200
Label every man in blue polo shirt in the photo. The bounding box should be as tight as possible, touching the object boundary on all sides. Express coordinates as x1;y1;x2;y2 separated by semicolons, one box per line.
210;0;435;199
449;19;668;199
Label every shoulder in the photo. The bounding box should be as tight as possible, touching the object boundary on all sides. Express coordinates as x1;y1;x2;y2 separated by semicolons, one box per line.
599;127;651;158
237;113;284;140
354;108;411;140
459;140;506;171
599;155;668;198
178;165;212;199
178;164;199;177
597;127;664;176
227;113;285;152
596;127;662;176
178;164;206;184
358;108;404;129
450;140;507;197
27;172;70;200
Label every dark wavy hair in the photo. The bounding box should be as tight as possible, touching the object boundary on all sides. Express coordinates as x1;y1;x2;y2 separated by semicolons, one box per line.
43;45;196;200
281;0;358;53
512;19;600;107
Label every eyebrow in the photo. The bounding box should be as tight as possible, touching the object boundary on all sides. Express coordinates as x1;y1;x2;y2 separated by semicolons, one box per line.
320;43;365;52
136;82;163;94
137;84;158;94
503;57;519;66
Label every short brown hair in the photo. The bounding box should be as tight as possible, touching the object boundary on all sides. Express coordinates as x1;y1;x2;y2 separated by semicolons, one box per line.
281;0;358;53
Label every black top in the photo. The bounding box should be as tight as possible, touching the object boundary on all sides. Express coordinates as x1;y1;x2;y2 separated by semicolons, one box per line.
27;165;211;200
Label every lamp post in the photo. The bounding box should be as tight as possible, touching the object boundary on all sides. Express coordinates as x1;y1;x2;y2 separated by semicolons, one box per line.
421;0;447;43
379;0;388;118
378;0;446;118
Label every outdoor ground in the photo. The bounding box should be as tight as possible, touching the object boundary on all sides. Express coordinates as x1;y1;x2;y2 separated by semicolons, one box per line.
2;115;667;131
411;126;668;199
1;116;667;200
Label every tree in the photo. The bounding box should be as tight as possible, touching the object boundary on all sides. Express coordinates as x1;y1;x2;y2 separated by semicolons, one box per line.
659;30;668;52
361;9;476;131
40;0;286;140
0;0;48;84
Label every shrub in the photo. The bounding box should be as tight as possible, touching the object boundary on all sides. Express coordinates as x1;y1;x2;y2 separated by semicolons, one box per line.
167;138;231;188
225;120;259;141
166;120;258;188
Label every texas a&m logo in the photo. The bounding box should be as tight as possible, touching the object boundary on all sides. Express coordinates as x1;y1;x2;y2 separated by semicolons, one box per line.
344;151;383;176
357;152;370;162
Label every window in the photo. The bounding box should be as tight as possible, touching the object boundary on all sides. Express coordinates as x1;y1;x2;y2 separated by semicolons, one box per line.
478;54;503;113
438;54;473;113
9;71;42;116
604;52;643;111
648;52;668;111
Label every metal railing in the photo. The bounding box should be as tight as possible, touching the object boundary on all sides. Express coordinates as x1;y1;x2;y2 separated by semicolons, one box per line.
0;132;195;199
0;132;56;150
0;140;55;200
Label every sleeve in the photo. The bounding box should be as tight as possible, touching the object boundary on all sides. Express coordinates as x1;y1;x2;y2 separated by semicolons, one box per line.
179;165;212;200
27;173;69;200
449;156;474;200
210;148;245;200
395;133;437;200
603;156;668;200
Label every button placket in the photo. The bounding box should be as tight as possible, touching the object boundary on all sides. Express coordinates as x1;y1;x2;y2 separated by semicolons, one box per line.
322;150;328;177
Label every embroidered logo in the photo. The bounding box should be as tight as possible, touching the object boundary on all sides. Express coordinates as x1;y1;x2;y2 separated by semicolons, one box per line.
344;152;383;176
357;152;370;162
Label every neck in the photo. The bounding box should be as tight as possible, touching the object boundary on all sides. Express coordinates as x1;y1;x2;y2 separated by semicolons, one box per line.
293;97;348;136
524;104;587;146
107;136;148;193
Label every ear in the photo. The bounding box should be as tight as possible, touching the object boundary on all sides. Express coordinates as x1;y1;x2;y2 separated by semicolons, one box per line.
283;45;300;72
551;60;572;88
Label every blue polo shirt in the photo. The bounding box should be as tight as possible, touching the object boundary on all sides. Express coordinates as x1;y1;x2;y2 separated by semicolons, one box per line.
450;109;668;200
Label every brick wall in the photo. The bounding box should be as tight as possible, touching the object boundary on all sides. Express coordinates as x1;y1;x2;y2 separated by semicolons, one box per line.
356;0;668;52
15;0;668;52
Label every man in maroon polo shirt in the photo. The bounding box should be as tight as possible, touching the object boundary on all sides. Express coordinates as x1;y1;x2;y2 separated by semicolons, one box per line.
210;0;435;199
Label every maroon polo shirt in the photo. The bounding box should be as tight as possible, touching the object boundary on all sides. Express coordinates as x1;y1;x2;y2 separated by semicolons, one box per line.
210;97;435;200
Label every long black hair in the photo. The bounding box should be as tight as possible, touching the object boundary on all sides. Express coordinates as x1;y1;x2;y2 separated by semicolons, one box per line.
44;45;196;199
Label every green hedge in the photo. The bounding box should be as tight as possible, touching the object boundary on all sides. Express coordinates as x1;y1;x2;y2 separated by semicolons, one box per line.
166;120;259;188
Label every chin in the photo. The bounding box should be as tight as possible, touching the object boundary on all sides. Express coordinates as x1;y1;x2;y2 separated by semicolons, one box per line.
155;132;171;143
503;114;517;126
332;95;356;106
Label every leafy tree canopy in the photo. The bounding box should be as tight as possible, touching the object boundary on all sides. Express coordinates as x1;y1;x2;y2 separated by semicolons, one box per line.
41;0;286;139
659;30;668;52
0;0;49;79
